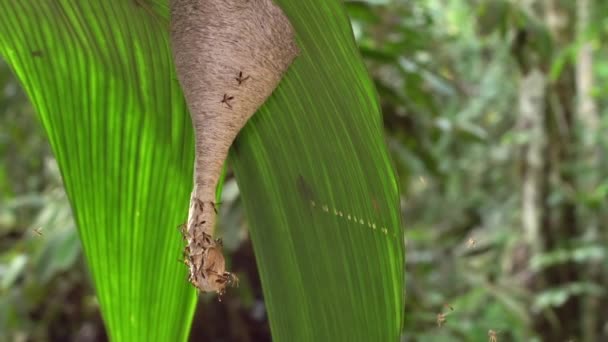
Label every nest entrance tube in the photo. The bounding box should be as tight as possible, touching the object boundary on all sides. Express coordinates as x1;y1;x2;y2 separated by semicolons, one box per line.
170;0;300;296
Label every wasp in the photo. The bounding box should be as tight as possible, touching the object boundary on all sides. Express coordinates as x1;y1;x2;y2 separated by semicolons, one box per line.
201;232;214;246
235;71;250;85
193;198;205;212
437;304;454;327
209;201;220;214
436;313;446;327
221;94;234;109
488;329;499;342
467;237;477;248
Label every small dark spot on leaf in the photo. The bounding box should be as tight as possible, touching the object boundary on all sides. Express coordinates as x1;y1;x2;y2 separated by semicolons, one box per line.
296;175;316;202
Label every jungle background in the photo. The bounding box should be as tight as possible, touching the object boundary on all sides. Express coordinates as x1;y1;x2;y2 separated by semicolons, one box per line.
1;0;607;341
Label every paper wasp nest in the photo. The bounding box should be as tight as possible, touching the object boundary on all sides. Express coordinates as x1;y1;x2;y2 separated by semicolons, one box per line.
170;0;299;295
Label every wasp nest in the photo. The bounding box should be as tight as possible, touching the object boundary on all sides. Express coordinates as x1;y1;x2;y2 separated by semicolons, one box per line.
170;0;299;295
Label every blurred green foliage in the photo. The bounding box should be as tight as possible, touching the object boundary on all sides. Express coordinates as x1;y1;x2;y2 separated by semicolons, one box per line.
2;0;608;341
0;60;101;340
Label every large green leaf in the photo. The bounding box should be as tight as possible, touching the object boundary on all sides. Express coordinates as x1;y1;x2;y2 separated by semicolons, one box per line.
0;2;196;341
230;1;404;340
0;0;404;341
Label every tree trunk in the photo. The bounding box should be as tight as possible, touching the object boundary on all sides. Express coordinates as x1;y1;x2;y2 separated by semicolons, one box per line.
575;1;600;341
519;69;546;254
530;1;583;340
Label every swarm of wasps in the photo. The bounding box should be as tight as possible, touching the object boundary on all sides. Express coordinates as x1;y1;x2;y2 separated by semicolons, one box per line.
178;199;238;299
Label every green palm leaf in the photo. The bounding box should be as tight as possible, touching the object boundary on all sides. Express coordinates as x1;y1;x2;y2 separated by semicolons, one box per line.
0;0;404;341
0;2;196;340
